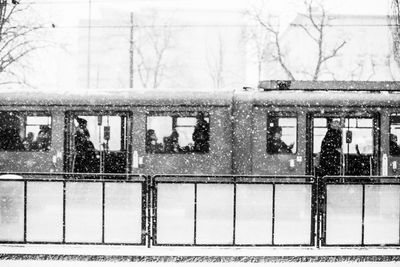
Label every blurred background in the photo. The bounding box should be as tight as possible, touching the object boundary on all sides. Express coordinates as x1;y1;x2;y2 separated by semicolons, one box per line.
1;0;399;91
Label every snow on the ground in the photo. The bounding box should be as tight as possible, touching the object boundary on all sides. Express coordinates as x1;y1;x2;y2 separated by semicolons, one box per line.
1;260;400;267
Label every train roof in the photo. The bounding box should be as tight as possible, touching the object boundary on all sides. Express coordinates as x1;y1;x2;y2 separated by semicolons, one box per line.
0;88;234;107
250;80;400;108
250;90;400;107
2;81;400;108
258;80;400;91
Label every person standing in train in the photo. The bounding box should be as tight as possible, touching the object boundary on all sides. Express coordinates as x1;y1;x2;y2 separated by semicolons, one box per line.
73;117;98;173
319;119;343;176
390;133;400;156
192;111;210;152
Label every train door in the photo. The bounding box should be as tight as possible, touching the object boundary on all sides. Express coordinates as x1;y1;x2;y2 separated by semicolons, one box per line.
64;112;130;173
309;114;379;176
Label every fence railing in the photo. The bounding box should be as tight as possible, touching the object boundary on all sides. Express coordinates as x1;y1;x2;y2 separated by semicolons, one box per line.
1;173;400;247
0;173;146;245
321;176;400;246
152;175;315;246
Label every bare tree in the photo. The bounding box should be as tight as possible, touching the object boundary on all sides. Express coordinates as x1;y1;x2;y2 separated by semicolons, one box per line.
129;10;177;89
0;1;45;86
246;9;295;80
243;23;275;81
246;0;346;81
206;34;225;89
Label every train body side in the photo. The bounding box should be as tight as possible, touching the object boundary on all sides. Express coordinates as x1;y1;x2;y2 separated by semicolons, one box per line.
0;89;234;175
233;85;400;177
1;83;400;176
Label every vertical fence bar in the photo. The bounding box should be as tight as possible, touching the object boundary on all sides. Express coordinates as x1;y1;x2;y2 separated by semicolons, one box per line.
62;180;66;244
101;181;105;244
271;183;276;245
23;180;27;243
151;178;157;246
361;183;366;246
232;181;237;245
320;180;328;245
194;183;197;245
315;177;320;248
145;176;150;247
310;178;317;247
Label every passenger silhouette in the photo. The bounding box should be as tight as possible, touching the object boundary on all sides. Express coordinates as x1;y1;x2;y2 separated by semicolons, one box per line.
192;112;210;152
146;129;162;153
34;125;51;151
0;113;23;151
319;119;343;176
0;127;23;151
165;129;180;153
22;132;34;150
267;126;293;154
73;117;97;173
390;133;400;156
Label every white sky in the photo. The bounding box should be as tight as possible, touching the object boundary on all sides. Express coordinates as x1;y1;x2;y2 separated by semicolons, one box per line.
27;0;394;90
37;0;390;25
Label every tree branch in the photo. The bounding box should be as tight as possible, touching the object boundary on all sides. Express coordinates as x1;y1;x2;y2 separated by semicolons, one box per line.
297;22;318;43
252;12;295;80
320;40;346;64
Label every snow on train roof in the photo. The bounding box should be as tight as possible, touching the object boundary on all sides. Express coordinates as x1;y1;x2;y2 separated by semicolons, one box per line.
0;88;234;106
2;81;400;108
258;80;400;91
252;90;400;107
253;80;400;107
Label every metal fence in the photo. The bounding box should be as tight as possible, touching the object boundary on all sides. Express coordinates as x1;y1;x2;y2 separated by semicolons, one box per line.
152;175;315;246
321;176;400;246
0;173;146;245
1;173;400;247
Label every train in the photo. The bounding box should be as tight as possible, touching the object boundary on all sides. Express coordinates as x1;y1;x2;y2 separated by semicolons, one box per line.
1;80;400;253
0;80;399;177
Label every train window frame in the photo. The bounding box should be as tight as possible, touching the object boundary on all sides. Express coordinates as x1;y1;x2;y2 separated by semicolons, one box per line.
313;115;374;155
342;117;374;155
266;112;298;155
389;113;400;156
0;111;52;152
146;111;210;154
69;112;129;152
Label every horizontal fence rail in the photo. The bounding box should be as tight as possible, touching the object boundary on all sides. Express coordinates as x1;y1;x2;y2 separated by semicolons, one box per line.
321;176;400;247
0;172;146;245
152;175;315;246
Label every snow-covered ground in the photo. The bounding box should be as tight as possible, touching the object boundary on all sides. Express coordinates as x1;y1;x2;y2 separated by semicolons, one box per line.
1;259;400;267
0;262;397;267
1;244;400;266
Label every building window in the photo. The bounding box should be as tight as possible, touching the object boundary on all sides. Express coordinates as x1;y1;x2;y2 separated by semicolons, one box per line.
146;111;210;153
0;111;52;151
267;114;297;154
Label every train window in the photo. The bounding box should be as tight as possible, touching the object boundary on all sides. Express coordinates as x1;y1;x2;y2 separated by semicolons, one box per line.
313;117;373;155
313;118;329;154
342;118;373;155
390;114;400;156
0;112;52;151
73;115;126;151
146;111;210;153
267;115;297;154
